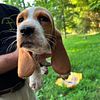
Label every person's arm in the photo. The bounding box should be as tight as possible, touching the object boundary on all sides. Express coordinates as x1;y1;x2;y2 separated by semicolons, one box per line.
0;50;18;74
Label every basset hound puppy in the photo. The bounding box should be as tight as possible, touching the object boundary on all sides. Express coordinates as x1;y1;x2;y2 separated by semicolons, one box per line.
16;7;71;91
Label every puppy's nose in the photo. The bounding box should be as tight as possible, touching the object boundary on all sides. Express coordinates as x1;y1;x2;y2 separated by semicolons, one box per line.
20;26;34;36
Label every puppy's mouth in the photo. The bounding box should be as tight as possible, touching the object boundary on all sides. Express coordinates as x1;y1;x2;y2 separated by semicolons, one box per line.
20;42;34;48
20;41;51;54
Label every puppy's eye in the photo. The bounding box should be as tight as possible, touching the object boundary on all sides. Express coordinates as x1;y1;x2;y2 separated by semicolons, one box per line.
38;16;50;22
18;17;24;23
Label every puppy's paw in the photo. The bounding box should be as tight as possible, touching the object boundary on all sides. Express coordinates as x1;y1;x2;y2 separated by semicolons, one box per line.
41;66;48;75
29;78;42;91
58;73;70;80
29;73;42;91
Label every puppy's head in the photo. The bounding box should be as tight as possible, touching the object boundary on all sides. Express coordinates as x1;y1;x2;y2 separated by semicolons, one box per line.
17;7;71;77
17;7;54;54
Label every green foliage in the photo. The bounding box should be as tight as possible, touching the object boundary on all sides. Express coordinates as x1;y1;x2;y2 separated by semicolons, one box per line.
36;33;100;99
89;0;100;12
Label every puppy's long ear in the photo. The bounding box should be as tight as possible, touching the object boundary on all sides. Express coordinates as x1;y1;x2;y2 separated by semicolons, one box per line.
18;48;37;78
51;29;71;75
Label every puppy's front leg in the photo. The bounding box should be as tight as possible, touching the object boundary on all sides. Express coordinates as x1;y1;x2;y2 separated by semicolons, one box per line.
29;65;42;91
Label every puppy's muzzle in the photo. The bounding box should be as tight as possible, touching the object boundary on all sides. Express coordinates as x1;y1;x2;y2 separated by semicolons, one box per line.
20;26;35;36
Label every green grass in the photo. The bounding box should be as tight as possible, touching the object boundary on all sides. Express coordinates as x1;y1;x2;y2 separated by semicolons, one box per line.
36;34;100;100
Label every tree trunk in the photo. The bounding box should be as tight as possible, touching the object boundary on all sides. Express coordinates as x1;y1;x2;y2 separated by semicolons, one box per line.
61;0;67;37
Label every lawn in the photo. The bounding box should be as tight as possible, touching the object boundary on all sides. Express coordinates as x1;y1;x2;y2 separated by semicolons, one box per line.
36;33;100;100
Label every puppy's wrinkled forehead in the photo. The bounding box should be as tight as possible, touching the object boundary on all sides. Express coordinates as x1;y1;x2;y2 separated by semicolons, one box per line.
28;7;51;18
17;7;53;25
